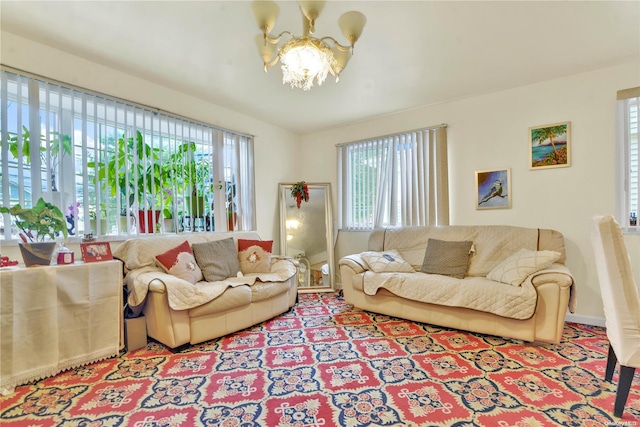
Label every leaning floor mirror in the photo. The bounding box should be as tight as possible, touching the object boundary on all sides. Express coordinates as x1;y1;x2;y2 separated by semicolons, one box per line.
279;183;335;292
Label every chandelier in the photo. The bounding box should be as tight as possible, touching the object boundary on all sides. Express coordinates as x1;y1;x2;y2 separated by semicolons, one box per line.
251;0;366;91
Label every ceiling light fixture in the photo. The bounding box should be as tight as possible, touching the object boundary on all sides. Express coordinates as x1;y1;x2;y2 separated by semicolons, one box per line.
251;0;366;91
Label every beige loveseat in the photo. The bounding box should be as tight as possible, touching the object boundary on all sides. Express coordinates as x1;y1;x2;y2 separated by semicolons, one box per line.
339;225;576;344
113;232;298;350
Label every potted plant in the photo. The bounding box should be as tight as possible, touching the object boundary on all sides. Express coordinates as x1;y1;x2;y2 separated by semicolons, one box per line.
158;187;184;233
90;130;163;233
0;197;69;266
88;204;109;235
2;126;72;192
163;141;212;229
224;180;237;230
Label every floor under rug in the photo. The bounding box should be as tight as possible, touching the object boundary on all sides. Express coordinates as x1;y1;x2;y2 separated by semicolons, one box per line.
1;292;639;426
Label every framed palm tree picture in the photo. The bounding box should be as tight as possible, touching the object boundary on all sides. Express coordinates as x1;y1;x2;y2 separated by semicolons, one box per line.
476;168;511;210
529;121;571;169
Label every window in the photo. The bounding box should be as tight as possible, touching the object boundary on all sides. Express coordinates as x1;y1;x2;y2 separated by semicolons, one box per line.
616;87;640;231
0;68;255;240
337;126;449;230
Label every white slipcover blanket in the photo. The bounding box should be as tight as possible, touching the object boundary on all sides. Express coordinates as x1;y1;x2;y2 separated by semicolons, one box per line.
113;232;297;312
362;268;574;320
126;258;297;311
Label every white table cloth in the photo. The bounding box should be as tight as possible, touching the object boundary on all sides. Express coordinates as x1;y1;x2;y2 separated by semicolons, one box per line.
1;260;122;394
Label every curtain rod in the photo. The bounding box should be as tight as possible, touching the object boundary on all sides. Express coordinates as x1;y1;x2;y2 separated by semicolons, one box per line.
335;123;448;147
1;64;255;139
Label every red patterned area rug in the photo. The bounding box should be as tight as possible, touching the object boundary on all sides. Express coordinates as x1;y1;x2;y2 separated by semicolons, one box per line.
1;292;639;426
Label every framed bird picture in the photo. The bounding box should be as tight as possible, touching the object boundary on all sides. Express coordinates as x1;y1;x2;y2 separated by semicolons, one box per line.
475;168;511;210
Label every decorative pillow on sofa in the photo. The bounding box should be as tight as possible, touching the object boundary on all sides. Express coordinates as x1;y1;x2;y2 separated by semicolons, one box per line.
155;240;203;284
421;238;473;279
238;239;273;274
486;248;561;286
360;250;415;273
192;237;240;282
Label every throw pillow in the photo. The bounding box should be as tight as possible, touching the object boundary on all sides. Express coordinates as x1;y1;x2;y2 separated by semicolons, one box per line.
421;238;473;279
486;248;561;286
192;237;240;282
238;239;273;274
360;250;415;273
155;240;203;284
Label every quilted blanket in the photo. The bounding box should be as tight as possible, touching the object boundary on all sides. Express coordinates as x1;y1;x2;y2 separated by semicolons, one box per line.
126;258;297;311
363;271;545;320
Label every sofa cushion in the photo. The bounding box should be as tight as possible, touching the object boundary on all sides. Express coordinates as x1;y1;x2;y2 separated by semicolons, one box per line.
187;284;252;317
360;250;414;273
421;238;473;279
192;237;240;282
155;240;203;284
359;272;539;320
250;281;290;303
486;248;561;286
238;239;273;274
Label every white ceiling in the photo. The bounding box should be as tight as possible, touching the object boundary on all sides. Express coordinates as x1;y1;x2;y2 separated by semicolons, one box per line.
1;1;639;135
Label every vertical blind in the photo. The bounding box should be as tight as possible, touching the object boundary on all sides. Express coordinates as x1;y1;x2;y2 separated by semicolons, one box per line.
0;67;255;239
337;125;449;230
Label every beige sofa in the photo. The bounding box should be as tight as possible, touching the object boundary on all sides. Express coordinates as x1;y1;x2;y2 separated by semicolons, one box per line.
113;232;298;350
339;225;576;344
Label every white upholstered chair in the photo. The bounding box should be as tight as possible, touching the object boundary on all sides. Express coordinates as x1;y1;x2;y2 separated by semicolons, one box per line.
590;215;640;417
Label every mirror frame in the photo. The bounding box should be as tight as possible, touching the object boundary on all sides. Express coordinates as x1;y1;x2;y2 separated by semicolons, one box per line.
279;182;335;292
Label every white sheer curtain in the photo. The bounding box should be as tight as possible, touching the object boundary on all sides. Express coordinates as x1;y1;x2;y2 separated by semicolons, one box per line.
218;131;255;231
338;125;448;230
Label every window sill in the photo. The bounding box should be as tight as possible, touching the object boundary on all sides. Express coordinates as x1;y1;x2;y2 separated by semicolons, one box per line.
2;235;138;247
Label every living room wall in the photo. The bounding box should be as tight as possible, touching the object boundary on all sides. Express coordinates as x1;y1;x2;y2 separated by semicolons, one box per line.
299;60;640;325
0;32;299;254
3;32;639;325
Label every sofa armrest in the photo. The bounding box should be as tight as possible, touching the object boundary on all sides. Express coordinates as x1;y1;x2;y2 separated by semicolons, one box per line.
146;273;195;293
125;266;190;309
529;264;573;289
126;268;194;295
339;254;368;274
148;278;168;293
270;257;299;287
271;255;298;269
530;271;573;288
527;263;576;313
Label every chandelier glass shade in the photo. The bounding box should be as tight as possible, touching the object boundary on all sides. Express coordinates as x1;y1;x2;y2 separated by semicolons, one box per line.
280;37;336;90
251;1;366;91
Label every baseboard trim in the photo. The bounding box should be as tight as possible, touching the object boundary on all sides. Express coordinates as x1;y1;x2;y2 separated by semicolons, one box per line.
565;313;606;327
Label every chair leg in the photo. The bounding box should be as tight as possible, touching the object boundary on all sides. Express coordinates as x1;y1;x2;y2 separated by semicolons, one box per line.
614;365;636;418
605;344;617;382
